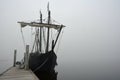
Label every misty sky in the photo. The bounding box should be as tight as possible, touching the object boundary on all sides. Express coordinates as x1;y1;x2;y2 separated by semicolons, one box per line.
0;0;120;80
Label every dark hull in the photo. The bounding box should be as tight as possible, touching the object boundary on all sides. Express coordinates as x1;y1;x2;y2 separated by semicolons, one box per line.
29;50;57;80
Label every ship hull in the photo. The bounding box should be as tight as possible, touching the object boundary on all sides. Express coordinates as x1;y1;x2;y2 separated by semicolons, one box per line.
29;50;57;80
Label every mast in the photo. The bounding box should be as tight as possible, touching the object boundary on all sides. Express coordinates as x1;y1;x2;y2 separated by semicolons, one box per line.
46;3;50;53
39;11;42;52
18;3;66;53
35;27;39;52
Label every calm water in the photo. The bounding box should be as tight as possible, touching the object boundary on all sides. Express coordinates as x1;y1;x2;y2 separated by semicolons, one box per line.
0;60;12;74
0;56;120;80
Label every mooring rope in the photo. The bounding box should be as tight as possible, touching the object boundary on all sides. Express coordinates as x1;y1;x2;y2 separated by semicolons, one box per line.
33;57;49;72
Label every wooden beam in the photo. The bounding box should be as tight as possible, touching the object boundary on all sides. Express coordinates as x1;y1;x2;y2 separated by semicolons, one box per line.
18;22;65;29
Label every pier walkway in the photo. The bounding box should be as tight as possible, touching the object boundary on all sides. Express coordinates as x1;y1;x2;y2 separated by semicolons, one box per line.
0;67;39;80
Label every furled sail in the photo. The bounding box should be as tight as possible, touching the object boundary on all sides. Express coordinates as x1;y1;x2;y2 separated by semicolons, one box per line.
18;22;65;30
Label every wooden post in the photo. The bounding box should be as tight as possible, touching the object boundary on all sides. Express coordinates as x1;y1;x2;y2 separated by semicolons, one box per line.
13;50;17;67
25;45;29;70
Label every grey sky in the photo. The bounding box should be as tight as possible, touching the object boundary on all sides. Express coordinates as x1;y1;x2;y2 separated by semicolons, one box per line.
0;0;120;80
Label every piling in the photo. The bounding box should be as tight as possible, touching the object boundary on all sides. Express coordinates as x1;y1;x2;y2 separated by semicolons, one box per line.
13;50;17;67
24;45;29;70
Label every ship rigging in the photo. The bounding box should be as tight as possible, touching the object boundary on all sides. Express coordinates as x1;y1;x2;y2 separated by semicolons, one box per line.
18;4;66;80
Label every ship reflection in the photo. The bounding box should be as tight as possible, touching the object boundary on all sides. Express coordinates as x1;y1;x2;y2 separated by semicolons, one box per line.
35;70;58;80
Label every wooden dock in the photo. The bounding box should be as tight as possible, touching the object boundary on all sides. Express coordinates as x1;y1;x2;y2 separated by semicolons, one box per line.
0;67;39;80
0;46;39;80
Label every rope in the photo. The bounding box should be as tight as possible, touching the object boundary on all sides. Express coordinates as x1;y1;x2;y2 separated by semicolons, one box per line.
51;17;62;25
33;57;49;72
31;38;36;53
20;27;26;50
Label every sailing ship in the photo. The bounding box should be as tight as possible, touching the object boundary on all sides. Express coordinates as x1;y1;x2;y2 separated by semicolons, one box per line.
18;4;65;80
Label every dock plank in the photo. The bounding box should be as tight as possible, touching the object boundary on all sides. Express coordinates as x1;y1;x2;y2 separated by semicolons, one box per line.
0;67;39;80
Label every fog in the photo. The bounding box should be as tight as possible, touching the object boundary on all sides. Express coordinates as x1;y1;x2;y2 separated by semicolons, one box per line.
0;0;120;80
